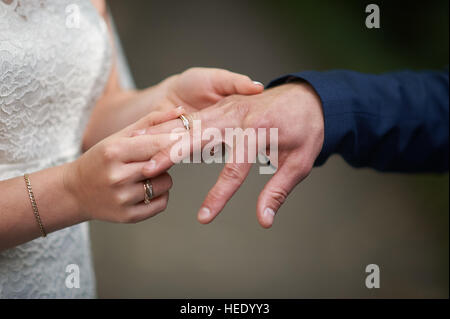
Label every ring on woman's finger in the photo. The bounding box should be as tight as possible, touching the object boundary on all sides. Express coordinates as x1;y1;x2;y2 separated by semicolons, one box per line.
143;179;153;204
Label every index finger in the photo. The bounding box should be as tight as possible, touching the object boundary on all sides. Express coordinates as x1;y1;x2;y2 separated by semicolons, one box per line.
197;162;252;224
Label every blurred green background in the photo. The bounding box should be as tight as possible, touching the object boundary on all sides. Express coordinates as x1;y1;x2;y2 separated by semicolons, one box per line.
90;0;449;298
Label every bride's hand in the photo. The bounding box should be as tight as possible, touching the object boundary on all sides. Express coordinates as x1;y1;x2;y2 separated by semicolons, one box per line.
64;107;185;223
156;67;264;113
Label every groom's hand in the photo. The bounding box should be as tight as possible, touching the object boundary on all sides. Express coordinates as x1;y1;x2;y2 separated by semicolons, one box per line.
138;82;325;228
156;67;264;113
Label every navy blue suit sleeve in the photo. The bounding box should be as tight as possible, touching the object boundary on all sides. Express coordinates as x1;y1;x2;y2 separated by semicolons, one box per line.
267;70;449;173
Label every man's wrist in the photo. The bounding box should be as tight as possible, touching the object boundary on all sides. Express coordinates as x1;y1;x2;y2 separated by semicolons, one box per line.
267;71;349;166
287;81;325;153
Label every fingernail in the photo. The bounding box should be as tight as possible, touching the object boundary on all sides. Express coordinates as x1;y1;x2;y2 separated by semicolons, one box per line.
144;159;156;171
253;81;264;87
198;207;210;221
176;105;184;110
263;207;275;225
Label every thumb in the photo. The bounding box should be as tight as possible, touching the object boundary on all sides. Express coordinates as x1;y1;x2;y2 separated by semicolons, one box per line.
256;156;311;228
213;70;264;96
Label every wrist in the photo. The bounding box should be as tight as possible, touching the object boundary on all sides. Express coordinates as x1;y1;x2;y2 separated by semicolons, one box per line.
285;81;325;155
61;161;91;222
301;82;325;153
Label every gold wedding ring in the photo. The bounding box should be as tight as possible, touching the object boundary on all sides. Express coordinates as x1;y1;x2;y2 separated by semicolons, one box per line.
178;114;191;131
144;179;153;205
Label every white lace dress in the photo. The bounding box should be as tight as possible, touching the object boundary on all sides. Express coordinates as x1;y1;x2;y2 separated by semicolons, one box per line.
0;0;112;298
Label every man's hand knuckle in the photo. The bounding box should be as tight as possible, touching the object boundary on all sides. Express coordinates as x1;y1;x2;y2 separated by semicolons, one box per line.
222;165;242;181
244;113;265;129
234;101;251;119
208;189;225;204
269;187;289;206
